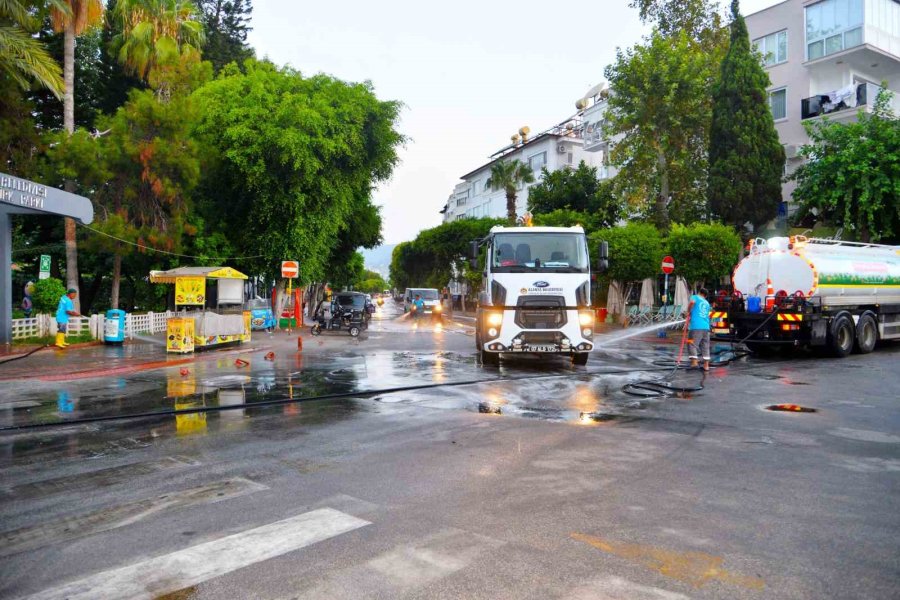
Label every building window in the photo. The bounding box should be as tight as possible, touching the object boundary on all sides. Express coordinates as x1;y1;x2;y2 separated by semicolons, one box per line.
470;179;479;195
753;30;788;66
528;151;547;173
769;88;787;120
805;0;863;60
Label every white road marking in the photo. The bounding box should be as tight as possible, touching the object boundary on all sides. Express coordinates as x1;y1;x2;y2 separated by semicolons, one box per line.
563;575;691;599
20;508;370;600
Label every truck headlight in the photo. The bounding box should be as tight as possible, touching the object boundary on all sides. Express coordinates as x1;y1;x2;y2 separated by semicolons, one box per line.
578;311;595;327
486;312;503;327
434;304;442;312
488;327;498;337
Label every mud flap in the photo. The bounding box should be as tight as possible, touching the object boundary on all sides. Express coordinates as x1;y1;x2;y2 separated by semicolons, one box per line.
810;319;827;346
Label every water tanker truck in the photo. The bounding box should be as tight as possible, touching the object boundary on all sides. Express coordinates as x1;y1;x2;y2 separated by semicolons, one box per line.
714;236;900;356
469;224;608;366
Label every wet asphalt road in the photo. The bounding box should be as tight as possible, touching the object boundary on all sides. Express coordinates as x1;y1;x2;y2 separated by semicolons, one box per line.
1;302;899;599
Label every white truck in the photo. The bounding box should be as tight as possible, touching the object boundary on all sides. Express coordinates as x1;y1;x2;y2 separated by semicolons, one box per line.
469;225;608;366
717;236;900;356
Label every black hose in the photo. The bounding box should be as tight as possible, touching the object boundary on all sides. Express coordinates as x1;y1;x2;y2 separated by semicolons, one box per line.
0;365;678;432
0;345;49;366
623;306;783;398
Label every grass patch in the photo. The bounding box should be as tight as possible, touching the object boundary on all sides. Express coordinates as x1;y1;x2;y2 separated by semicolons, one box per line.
14;333;95;346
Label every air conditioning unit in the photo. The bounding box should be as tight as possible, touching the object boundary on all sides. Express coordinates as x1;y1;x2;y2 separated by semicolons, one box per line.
557;144;567;154
784;144;799;159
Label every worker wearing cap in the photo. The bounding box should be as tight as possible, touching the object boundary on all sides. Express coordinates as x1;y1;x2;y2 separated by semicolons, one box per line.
55;288;81;348
685;288;711;371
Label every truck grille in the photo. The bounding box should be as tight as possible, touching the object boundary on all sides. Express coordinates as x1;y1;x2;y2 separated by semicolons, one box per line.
515;296;566;329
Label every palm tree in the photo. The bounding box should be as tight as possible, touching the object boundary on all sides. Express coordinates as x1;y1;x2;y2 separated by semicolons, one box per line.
487;159;535;223
113;0;205;97
0;0;65;97
50;0;104;310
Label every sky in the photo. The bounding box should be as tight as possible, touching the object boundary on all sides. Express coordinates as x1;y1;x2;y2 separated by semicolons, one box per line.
248;0;783;245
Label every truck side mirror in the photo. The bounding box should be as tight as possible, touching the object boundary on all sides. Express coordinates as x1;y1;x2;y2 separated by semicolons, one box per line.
469;240;479;270
597;240;609;273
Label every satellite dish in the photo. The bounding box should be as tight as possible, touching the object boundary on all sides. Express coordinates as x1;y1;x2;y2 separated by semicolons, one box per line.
583;81;609;100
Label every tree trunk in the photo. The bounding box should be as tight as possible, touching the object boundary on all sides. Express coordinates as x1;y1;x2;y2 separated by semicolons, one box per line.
64;25;75;134
63;26;81;311
859;221;871;243
506;190;517;224
111;253;122;309
655;149;670;232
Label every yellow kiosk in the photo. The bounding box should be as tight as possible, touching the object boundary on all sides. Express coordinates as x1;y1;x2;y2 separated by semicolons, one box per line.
150;266;252;354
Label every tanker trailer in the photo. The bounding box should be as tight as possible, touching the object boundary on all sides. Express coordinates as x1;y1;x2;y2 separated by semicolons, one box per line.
714;236;900;357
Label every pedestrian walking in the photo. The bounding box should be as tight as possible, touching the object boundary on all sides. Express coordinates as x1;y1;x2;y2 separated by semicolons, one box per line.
55;288;80;348
684;287;711;371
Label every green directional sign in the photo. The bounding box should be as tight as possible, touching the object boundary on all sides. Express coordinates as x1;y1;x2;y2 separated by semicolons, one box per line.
39;254;51;279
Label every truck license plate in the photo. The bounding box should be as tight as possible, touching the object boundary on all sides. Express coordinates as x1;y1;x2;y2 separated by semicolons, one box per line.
530;345;558;352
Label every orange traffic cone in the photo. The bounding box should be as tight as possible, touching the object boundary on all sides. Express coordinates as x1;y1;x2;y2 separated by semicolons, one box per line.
180;368;190;377
765;278;775;311
235;358;249;368
264;351;275;361
297;336;303;352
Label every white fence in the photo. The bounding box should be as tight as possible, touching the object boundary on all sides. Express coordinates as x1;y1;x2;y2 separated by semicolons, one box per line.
10;311;175;341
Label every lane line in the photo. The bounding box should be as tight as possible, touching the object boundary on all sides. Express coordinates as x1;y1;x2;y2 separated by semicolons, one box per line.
20;508;370;600
1;477;266;557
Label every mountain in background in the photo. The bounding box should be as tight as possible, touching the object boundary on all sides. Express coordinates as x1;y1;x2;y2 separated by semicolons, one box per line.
361;243;397;280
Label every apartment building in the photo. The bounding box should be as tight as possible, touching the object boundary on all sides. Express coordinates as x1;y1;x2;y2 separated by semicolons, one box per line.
745;0;900;206
440;121;595;223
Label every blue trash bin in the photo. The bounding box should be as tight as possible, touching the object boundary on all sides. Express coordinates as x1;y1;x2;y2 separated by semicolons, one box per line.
104;309;126;344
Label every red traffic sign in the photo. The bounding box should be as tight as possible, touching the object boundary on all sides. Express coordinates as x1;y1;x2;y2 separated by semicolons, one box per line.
661;256;675;274
281;260;299;278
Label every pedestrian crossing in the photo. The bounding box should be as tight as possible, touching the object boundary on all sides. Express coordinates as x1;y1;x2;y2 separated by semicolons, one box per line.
20;508;371;600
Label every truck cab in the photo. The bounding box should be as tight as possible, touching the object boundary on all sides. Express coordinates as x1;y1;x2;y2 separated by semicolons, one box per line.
471;225;606;366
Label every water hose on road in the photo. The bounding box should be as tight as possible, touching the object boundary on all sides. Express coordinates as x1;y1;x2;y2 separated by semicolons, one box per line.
0;364;681;432
0;345;49;366
623;306;782;398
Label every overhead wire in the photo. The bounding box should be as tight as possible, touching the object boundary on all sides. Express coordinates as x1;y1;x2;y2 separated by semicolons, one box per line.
76;223;266;261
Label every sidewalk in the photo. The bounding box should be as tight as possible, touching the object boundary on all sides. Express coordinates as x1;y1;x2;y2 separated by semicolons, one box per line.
0;333;273;382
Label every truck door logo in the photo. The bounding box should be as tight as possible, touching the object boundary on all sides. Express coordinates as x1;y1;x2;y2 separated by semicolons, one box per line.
533;281;549;287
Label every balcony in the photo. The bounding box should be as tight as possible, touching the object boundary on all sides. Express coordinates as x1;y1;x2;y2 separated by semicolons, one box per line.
800;82;886;120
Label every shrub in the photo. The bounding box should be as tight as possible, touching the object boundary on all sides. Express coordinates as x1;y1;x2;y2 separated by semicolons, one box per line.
31;278;67;314
666;222;742;289
590;222;663;283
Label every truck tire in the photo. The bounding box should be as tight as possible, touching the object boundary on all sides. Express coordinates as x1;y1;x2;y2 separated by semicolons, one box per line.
829;313;855;358
854;312;878;354
572;353;588;366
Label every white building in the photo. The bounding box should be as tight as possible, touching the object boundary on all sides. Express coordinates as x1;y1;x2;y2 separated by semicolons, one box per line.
745;0;900;209
441;120;598;222
578;82;618;180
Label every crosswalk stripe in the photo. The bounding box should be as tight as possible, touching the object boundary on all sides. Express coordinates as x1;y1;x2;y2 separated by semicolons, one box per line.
20;508;371;600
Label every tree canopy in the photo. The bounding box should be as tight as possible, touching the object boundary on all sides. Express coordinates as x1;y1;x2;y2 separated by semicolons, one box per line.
791;88;900;243
527;162;621;228
604;30;721;229
708;0;785;233
192;60;404;284
198;0;254;72
589;222;663;283
666;222;742;288
487;159;534;223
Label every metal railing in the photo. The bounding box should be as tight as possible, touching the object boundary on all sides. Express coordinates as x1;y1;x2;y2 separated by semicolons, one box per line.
801;82;882;120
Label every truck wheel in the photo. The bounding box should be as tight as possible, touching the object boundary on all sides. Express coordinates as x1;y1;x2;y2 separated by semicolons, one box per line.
854;313;878;354
480;349;499;366
572;353;588;366
829;314;855;358
349;325;361;337
311;324;321;336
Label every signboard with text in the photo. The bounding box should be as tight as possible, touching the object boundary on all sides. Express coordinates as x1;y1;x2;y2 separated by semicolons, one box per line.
39;254;51;280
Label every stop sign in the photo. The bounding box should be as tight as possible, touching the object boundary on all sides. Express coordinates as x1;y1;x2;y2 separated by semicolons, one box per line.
281;260;299;278
661;256;675;274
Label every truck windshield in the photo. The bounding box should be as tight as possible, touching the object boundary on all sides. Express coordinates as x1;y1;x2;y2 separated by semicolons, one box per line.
491;233;589;273
411;289;439;300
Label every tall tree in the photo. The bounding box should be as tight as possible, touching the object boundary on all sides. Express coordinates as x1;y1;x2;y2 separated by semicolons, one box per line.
708;0;785;233
50;0;104;310
630;0;724;43
604;30;716;230
197;0;253;72
113;0;205;98
527;161;621;228
486;159;535;224
192;60;404;307
792;88;900;243
0;0;64;97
